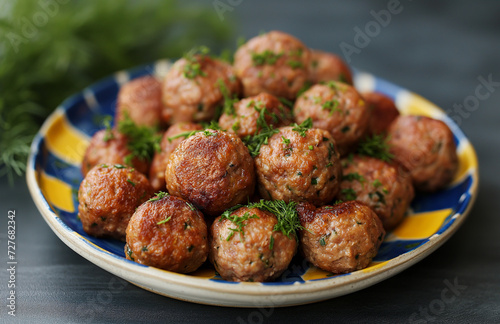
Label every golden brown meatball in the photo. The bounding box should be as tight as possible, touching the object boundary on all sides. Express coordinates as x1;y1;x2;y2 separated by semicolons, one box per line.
338;155;414;231
234;31;311;100
294;82;369;155
149;122;202;192
162;54;240;125
362;92;400;136
254;126;341;206
209;207;297;282
125;194;208;273
308;49;353;85
388;115;458;192
81;129;149;176
115;76;163;128
165;130;255;216
78;164;154;241
218;92;292;138
297;201;385;274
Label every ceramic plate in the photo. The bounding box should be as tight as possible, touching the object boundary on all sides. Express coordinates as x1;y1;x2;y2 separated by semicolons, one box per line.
26;60;478;307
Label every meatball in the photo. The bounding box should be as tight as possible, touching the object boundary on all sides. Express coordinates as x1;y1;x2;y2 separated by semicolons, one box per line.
81;129;149;176
362;92;400;136
125;194;208;273
297;201;385;274
254;126;341;206
338;155;414;231
78;164;154;241
294;82;369;155
209;207;297;282
308;49;353;85
218;92;292;138
149;122;202;192
388;115;458;192
166;130;255;216
115;76;163;128
234;30;311;100
162;54;240;124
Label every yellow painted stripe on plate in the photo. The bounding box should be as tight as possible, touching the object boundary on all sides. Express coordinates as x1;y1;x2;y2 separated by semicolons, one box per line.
73;232;115;255
44;111;90;165
398;92;441;117
392;209;452;240
39;171;75;213
361;261;389;273
452;141;478;183
190;268;217;279
301;266;333;281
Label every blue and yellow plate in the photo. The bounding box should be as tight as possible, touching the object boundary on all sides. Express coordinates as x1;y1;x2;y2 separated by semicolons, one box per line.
27;61;478;307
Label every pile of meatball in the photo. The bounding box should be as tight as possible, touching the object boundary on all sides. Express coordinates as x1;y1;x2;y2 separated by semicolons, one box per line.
78;31;459;282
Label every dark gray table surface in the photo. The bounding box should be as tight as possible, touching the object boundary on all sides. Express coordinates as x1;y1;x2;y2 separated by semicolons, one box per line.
1;0;499;323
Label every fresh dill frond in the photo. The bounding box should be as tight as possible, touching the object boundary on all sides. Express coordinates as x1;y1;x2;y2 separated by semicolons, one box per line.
219;210;260;241
357;134;394;162
241;104;280;157
183;46;210;79
291;117;313;137
217;79;239;116
117;114;161;164
148;191;169;203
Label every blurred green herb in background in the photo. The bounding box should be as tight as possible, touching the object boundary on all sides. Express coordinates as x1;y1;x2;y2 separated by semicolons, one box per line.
0;0;234;184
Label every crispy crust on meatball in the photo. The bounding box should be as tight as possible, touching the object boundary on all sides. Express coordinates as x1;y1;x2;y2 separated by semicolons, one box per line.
219;92;292;138
234;30;311;99
338;155;414;231
125;195;208;273
297;201;385;274
78;164;154;241
362;92;399;136
388;115;458;192
308;49;353;85
162;55;240;124
81;129;149;176
254;127;342;206
209;207;297;282
166;130;255;216
149;122;203;192
115;76;163;128
294;82;369;155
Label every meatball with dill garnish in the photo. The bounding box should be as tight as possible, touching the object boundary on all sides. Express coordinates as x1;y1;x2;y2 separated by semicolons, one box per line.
338;155;414;231
218;92;292;139
297;201;385;274
294;81;370;156
308;49;353;85
209;200;300;282
388;115;458;192
234;31;311;100
165;129;255;217
162;46;240;125
125;192;208;273
254;119;342;206
78;164;154;241
149;122;203;192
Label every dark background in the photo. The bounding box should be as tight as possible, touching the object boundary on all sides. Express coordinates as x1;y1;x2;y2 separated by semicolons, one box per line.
1;0;499;322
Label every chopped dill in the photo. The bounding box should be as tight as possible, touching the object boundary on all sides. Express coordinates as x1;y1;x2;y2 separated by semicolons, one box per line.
219;211;259;241
291;117;313;137
148;191;169;203
217;79;238;116
357;134;394;162
117;114;161;165
157;216;172;225
251;50;283;66
342;172;366;184
183;46;210;79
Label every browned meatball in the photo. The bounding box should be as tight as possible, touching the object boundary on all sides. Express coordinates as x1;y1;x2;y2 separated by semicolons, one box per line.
162;55;240;124
294;82;369;155
388;115;458;192
81;129;149;176
115;76;163;128
254;126;341;206
165;130;255;216
125;194;208;273
308;49;353;85
362;92;400;136
218;92;292;138
149;122;202;192
234;31;311;100
209;207;297;282
297;201;385;274
78;164;154;241
338;155;414;231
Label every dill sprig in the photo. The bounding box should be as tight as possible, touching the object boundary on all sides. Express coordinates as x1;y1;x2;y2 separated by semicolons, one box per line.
167;121;223;142
117;114;161;165
291;117;313;137
148;191;169;203
217;79;239;116
183;46;210;79
242;106;280;157
357;134;394;162
219;211;260;241
0;0;232;184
